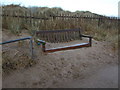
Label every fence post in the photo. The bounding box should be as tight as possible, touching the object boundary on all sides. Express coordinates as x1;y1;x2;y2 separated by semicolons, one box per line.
30;9;32;26
25;11;27;24
98;18;101;27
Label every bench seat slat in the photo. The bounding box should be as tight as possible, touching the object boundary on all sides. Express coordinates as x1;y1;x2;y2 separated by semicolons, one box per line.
45;43;90;52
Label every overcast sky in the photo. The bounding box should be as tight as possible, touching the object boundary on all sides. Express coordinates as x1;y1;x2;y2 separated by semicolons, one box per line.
1;0;119;17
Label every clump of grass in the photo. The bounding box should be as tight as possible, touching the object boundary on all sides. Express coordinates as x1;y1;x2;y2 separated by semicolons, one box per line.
2;52;36;76
27;26;39;35
7;19;22;35
82;22;118;50
94;29;108;41
106;33;118;51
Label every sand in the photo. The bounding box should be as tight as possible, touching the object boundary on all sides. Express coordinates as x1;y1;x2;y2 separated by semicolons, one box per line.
2;30;118;88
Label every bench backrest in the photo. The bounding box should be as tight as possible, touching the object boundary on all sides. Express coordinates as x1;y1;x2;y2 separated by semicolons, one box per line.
35;29;82;43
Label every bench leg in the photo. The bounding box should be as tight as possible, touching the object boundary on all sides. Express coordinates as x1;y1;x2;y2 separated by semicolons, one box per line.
89;37;92;47
42;44;46;52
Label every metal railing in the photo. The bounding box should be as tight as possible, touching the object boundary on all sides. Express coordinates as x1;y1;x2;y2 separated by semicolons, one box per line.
0;36;33;58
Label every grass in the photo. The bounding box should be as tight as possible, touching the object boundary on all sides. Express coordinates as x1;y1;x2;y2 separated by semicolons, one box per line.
78;19;118;51
2;4;118;45
8;21;22;35
2;4;118;74
2;51;36;76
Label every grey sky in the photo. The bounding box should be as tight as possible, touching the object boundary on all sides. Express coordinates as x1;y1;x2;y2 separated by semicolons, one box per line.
1;0;119;16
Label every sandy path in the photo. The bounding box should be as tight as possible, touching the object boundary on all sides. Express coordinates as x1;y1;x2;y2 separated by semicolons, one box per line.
2;30;118;88
55;65;118;88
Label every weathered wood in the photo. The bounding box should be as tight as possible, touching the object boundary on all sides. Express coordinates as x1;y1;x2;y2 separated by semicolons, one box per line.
81;34;92;46
36;29;92;42
2;14;49;20
65;32;69;42
45;43;90;53
36;29;80;34
36;28;92;53
63;32;66;42
81;34;92;38
49;15;110;19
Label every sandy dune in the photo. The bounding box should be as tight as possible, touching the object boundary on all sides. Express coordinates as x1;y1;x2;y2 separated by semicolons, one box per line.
2;30;118;88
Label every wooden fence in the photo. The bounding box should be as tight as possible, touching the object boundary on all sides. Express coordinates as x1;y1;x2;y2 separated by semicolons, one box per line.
50;15;119;26
2;8;119;32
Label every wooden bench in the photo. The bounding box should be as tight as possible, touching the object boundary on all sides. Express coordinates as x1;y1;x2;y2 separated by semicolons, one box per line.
35;29;92;53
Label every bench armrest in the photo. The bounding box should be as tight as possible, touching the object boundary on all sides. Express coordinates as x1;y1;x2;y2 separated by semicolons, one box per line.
81;34;92;46
81;34;92;38
36;39;46;52
37;39;46;44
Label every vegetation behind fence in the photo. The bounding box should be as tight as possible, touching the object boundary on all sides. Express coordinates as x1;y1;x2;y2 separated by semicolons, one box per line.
2;4;119;50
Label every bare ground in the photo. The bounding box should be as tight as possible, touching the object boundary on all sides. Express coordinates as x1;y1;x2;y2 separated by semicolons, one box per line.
2;30;118;88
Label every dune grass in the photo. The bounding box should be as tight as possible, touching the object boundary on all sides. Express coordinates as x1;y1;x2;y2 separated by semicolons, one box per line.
2;4;118;74
2;5;118;47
